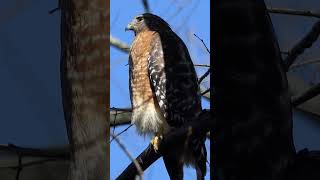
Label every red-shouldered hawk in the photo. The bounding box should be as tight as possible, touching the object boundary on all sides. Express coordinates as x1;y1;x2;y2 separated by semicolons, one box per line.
126;13;206;180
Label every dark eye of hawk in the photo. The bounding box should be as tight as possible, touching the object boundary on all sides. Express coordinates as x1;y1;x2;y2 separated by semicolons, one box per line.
136;16;143;22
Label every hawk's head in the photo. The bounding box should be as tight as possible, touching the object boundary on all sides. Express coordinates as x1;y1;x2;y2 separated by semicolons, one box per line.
125;13;171;35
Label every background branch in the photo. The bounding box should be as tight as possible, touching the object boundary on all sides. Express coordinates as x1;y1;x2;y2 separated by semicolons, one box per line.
141;0;150;13
110;35;130;53
290;59;320;69
0;144;69;159
268;8;320;18
284;20;320;70
111;133;144;180
292;83;320;107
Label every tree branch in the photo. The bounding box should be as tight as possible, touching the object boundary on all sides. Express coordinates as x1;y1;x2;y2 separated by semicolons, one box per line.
194;64;210;68
0;158;63;170
0;143;70;179
268;8;320;18
284;20;320;70
0;144;70;159
111;133;144;180
201;88;210;96
110;108;132;126
141;0;150;13
194;34;210;54
290;59;320;69
116;110;212;179
292;83;320;107
198;68;210;84
110;35;130;53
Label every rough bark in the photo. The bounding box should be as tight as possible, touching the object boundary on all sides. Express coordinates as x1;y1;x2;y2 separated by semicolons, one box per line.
213;1;296;180
60;0;109;179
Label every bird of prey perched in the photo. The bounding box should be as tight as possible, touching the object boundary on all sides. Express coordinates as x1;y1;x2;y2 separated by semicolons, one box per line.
125;13;206;180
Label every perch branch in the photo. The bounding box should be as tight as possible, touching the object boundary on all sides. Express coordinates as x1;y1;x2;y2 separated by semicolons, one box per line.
116;110;212;179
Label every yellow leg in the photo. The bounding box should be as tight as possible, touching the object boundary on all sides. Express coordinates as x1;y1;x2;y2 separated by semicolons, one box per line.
150;135;163;152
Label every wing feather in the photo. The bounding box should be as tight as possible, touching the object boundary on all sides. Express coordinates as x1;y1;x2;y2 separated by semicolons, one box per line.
148;31;202;127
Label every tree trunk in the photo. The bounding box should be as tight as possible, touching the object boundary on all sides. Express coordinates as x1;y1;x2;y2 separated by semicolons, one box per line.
60;0;109;179
213;1;296;180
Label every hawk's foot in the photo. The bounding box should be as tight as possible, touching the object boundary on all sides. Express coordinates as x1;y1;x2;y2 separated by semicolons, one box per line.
150;135;163;152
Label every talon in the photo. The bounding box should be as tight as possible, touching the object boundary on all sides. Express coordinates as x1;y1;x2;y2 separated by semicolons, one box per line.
151;135;162;152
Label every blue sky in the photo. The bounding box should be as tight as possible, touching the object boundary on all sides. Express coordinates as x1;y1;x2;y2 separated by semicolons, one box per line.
110;0;210;179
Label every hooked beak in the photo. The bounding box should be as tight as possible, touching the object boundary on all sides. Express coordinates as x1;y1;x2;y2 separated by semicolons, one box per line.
125;23;134;31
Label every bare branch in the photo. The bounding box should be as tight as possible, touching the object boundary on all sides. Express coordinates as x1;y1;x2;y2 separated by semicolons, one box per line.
194;34;210;54
110;110;132;126
16;154;22;180
284;20;320;70
292;83;320;107
0;158;64;170
110;35;130;53
268;8;320;18
0;143;69;179
110;124;133;143
110;107;132;126
198;68;210;84
0;144;70;159
195;64;210;68
116;145;160;180
116;110;212;179
201;88;210;96
290;59;320;69
141;0;150;13
111;133;144;180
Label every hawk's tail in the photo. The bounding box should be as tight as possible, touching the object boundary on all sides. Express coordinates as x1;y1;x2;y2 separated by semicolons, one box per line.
192;137;207;180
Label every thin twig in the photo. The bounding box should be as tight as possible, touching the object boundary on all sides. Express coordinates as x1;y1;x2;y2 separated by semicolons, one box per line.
113;110;117;135
284;20;320;70
111;133;144;180
194;34;210;54
194;64;210;67
48;0;61;14
48;7;60;14
110;124;134;143
290;59;320;69
16;154;22;180
176;0;200;31
268;8;320;18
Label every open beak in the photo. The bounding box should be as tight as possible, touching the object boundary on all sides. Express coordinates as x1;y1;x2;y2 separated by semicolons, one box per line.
125;23;134;31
